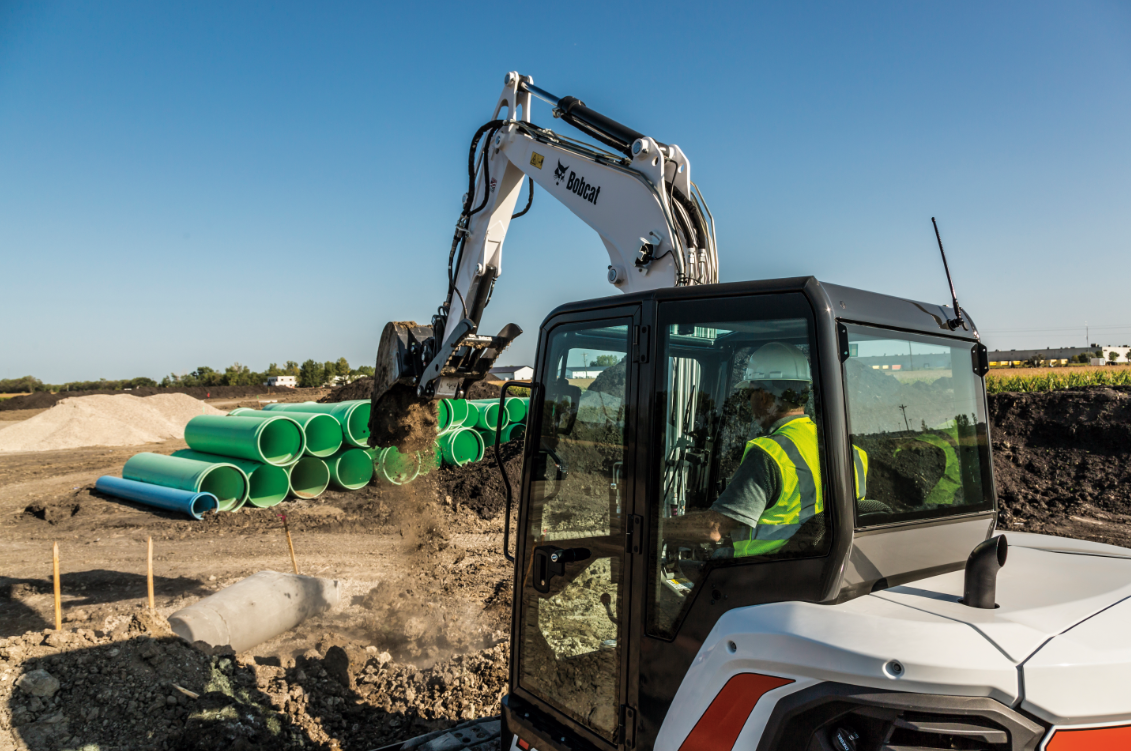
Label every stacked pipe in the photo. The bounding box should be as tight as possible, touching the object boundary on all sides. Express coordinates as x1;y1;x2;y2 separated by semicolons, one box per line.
96;400;376;518
436;396;529;467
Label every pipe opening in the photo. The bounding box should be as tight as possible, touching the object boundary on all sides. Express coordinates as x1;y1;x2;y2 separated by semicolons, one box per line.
330;449;374;490
343;401;372;445
304;413;344;458
439;429;484;466
190;493;220;518
289;457;330;499
247;465;290;507
258;418;303;465
378;447;423;485
198;465;247;511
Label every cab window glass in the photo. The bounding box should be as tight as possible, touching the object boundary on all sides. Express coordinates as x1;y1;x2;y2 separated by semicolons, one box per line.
843;325;992;526
648;297;828;639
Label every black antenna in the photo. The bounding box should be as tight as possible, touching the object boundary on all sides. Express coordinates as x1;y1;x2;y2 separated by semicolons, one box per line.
932;217;965;330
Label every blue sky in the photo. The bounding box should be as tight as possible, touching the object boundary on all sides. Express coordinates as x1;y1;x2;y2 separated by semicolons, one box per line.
2;1;1129;382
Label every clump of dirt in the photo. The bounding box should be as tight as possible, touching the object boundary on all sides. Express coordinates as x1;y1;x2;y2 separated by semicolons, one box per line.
990;386;1131;538
319;378;374;404
368;385;439;455
0;386;297;412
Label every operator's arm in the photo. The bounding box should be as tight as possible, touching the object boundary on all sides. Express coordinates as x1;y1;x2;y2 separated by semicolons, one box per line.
662;449;782;545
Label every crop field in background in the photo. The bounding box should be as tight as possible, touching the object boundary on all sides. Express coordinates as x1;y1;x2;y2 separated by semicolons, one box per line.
986;365;1131;394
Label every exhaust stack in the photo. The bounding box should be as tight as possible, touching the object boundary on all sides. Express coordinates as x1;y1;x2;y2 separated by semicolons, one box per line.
963;535;1008;609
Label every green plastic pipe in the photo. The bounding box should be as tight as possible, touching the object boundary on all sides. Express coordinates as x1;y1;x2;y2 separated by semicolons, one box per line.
172;449;289;508
437;428;484;467
468;399;508;431
124;453;248;512
437;399;475;432
185;414;304;466
229;408;343;458
262;401;371;448
326;447;374;490
286;457;330;499
504;397;529;424
502;423;526;443
375;446;424;485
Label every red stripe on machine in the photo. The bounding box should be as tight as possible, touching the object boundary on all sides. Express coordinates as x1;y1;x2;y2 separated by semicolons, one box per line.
678;673;794;751
1047;724;1131;750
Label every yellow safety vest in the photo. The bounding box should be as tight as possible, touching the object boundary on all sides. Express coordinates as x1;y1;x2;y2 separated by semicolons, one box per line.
895;430;962;506
733;417;868;558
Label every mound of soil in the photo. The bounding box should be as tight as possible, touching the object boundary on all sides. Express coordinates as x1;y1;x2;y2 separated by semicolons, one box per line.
319;378;374;404
1;386;297;412
990;386;1131;538
437;440;523;520
0;609;507;751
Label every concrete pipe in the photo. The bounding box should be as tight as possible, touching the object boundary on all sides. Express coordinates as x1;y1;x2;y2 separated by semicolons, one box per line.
168;571;340;653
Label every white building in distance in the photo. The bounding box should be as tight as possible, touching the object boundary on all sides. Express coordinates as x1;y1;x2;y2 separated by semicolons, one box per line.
489;365;534;381
1101;346;1131;363
267;375;297;388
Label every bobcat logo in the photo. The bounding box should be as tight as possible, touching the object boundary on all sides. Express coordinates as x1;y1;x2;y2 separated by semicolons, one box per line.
554;160;569;185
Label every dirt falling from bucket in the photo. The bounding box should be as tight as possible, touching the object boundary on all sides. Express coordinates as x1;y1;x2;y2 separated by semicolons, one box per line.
368;385;439;454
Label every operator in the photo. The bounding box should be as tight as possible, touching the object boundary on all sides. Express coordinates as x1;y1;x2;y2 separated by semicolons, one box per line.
665;342;868;557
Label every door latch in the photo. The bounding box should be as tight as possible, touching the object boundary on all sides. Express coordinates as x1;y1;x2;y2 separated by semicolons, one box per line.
532;546;591;594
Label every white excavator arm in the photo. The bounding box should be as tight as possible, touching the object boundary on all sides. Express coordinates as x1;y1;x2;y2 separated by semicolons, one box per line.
369;71;718;411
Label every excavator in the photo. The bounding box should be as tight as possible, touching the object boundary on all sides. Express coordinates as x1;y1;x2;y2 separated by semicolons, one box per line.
371;73;1131;751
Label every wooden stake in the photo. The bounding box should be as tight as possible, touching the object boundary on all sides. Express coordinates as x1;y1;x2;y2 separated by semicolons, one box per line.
147;536;155;610
52;541;62;631
280;514;299;575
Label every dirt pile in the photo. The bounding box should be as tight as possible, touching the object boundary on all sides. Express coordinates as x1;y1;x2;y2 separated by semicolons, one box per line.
0;394;224;454
990;386;1131;544
0;609;507;751
368;385;439;455
319;378;374;404
1;386;297;412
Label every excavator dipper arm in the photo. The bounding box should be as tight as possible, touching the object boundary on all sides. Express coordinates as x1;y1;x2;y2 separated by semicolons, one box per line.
368;72;718;443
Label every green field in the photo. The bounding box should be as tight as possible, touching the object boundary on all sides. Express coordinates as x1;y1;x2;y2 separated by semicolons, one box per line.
986;366;1131;394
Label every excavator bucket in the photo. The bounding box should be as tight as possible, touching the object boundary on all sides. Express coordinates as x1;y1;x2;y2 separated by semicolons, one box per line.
366;320;522;448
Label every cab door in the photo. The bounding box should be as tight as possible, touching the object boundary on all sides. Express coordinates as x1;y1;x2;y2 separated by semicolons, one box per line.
512;307;640;748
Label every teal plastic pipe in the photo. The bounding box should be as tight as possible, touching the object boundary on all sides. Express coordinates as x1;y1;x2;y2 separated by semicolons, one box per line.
287;457;330;499
504;397;530;424
95;476;218;520
229;408;343;458
172;449;289;508
437;428;484;466
437;399;475;432
326;448;374;490
468;399;508;431
123;453;248;512
263;401;371;448
185;414;304;466
501;423;526;442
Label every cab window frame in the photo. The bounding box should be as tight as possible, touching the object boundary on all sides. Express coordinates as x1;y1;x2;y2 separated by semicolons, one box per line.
838;321;995;530
645;292;833;640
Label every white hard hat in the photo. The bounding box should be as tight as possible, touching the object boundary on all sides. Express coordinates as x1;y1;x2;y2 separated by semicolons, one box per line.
737;342;811;388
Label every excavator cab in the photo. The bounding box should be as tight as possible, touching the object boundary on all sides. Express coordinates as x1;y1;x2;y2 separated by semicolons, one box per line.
502;276;995;751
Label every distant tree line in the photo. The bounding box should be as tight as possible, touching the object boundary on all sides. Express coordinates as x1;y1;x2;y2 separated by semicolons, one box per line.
0;358;375;393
